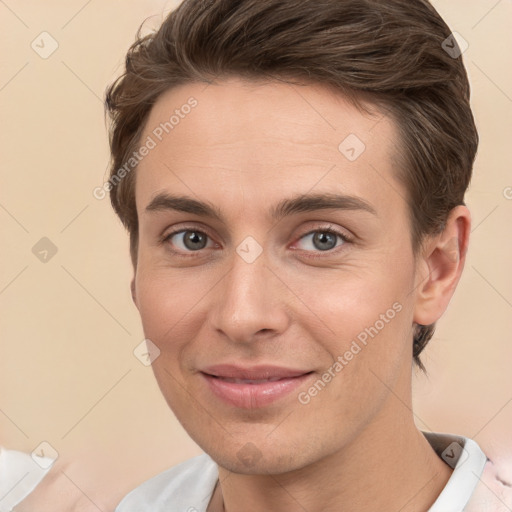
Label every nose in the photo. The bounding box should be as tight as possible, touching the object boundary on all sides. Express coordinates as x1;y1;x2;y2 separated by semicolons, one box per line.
209;246;290;345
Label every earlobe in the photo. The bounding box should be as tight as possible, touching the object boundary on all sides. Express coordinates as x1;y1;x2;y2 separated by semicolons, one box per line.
413;205;471;327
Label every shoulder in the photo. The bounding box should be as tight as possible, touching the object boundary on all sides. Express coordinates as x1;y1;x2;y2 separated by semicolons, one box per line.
465;455;512;512
115;453;218;512
423;432;512;512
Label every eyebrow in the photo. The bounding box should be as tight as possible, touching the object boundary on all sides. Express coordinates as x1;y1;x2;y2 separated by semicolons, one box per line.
145;192;377;222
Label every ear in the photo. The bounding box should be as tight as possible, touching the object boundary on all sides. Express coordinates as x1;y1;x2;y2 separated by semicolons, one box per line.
413;205;471;326
131;277;138;309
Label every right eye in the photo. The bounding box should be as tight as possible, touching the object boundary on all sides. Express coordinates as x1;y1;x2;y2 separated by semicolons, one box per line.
162;228;217;254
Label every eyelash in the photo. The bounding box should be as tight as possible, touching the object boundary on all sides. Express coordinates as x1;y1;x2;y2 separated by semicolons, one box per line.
160;225;352;259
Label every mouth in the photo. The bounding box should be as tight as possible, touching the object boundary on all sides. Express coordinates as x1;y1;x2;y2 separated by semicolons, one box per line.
206;376;293;384
199;365;315;409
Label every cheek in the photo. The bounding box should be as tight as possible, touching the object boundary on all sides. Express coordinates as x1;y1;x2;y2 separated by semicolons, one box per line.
292;253;415;391
134;268;204;349
295;260;412;344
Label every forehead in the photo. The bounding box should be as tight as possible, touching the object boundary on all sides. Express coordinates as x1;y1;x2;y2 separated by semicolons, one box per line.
135;77;403;216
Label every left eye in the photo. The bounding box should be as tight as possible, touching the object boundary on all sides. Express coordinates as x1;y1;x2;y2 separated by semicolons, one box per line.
295;230;347;252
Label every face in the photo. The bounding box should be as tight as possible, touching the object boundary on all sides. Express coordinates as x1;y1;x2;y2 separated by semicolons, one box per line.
132;77;421;474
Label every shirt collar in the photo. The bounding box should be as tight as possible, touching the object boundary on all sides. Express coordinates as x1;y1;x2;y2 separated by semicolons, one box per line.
423;431;488;512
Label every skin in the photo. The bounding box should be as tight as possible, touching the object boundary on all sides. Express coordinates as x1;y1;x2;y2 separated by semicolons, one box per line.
131;77;470;512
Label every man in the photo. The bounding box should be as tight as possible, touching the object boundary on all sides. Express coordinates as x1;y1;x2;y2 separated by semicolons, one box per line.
104;0;511;510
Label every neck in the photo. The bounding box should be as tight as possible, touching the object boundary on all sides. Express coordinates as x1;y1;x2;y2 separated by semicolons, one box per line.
208;367;453;512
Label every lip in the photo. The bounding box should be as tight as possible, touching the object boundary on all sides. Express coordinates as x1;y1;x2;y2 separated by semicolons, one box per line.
201;364;311;380
200;364;314;409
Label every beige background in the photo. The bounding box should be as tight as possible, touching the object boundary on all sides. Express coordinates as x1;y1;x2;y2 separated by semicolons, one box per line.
1;0;511;508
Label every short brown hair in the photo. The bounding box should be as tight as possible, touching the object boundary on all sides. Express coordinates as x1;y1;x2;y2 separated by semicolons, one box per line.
104;0;478;370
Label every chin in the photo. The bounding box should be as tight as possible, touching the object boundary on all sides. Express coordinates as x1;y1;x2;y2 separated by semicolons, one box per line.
207;443;312;476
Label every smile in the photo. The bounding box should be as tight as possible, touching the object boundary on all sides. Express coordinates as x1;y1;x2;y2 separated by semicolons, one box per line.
199;365;315;409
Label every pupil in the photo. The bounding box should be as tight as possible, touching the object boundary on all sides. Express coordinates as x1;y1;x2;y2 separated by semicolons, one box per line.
185;231;206;250
314;232;336;251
